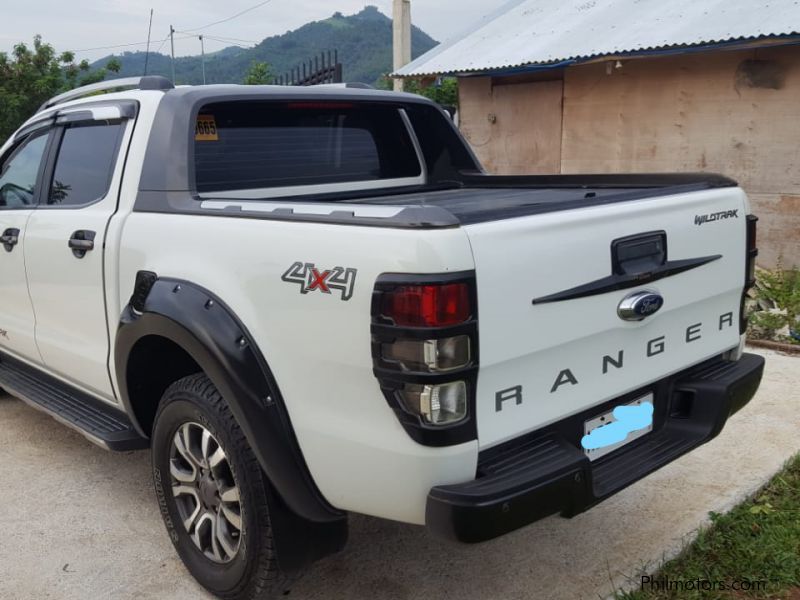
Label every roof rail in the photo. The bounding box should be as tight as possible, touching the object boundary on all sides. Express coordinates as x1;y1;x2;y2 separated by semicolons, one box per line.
38;75;174;113
313;82;375;89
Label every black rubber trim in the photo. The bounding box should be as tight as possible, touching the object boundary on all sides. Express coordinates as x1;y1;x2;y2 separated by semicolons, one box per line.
426;353;764;543
370;271;479;447
532;255;722;304
459;171;738;189
0;351;148;451
115;277;344;524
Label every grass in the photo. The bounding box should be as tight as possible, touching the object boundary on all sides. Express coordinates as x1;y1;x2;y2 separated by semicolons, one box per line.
618;454;800;599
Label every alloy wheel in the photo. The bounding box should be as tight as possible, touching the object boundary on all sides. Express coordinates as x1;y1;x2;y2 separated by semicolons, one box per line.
169;422;242;563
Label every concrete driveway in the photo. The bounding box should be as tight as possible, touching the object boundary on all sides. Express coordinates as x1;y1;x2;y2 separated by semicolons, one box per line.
1;348;797;600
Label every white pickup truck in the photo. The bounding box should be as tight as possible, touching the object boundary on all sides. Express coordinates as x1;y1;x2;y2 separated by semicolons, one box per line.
0;76;764;599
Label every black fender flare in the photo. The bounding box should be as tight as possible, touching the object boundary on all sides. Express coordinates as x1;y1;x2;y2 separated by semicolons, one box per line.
115;276;344;526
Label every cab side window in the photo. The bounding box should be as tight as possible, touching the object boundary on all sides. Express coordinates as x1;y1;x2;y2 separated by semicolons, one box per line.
0;133;49;209
47;122;124;207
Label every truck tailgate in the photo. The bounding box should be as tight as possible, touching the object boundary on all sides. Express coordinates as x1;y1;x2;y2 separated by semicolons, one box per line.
465;186;748;449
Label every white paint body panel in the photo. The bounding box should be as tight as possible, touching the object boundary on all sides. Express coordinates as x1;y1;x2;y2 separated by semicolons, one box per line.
24;120;136;400
465;187;748;449
116;213;478;524
0;210;40;362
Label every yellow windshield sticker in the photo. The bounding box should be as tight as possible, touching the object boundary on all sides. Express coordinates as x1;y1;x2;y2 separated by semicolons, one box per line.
195;115;219;141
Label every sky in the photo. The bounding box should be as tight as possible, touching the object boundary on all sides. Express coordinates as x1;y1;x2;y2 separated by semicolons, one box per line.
1;1;510;62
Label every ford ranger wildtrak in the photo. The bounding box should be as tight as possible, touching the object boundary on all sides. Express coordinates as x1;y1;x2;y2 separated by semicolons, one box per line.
0;76;764;599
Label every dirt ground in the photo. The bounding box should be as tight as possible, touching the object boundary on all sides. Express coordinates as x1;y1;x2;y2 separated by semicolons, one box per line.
0;347;796;600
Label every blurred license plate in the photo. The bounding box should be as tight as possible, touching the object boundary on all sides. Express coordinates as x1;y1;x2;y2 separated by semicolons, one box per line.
582;393;654;462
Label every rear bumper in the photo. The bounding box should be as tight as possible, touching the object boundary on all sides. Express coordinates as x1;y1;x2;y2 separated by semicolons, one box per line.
426;353;765;543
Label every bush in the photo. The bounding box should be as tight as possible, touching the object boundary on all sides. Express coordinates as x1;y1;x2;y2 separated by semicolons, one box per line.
747;261;800;343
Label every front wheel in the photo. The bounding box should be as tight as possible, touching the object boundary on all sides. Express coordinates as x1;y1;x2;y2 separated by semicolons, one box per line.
151;374;288;599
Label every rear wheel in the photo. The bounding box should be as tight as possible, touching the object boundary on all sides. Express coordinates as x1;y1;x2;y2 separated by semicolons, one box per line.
152;374;289;599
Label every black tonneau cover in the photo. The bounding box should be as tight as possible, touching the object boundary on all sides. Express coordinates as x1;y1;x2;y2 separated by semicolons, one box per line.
351;173;738;226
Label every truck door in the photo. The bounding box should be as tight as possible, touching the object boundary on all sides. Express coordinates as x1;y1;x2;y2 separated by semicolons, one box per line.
0;130;51;363
23;106;134;400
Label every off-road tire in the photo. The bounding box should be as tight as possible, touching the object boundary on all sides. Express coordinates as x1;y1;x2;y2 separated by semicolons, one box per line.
151;373;289;599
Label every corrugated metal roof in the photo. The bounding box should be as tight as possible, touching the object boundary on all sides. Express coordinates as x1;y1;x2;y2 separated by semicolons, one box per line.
395;0;800;77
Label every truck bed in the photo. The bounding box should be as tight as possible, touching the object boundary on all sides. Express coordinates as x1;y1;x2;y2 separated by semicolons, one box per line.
350;173;737;225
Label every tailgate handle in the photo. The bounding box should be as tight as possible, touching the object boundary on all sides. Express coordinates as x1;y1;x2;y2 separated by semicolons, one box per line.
533;229;721;305
612;231;667;276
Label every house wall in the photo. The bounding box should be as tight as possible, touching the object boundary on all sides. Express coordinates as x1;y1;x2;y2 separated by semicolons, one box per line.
458;76;563;174
457;46;800;268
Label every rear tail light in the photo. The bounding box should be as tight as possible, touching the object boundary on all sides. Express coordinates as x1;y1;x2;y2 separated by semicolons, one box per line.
381;283;471;327
381;335;471;372
371;273;478;446
399;382;468;425
741;214;759;333
745;215;758;288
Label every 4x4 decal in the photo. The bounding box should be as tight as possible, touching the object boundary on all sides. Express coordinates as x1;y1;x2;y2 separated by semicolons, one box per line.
281;262;357;301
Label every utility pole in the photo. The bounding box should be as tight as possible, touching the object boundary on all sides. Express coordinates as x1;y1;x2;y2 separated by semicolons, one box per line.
169;25;176;83
144;8;154;75
199;35;206;85
392;0;411;92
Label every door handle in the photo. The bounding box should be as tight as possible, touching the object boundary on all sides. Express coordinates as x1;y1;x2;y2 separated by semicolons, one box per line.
1;228;20;252
68;230;96;259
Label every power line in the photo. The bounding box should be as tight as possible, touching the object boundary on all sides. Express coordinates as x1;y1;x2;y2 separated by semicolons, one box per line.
179;0;275;33
202;38;253;50
154;32;170;55
73;33;195;53
73;38;167;53
202;34;258;46
71;0;275;56
179;32;259;45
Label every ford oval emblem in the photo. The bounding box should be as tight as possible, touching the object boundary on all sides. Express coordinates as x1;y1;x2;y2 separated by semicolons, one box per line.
617;290;664;322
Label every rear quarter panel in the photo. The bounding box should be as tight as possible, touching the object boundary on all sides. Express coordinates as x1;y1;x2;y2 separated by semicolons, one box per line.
116;213;478;524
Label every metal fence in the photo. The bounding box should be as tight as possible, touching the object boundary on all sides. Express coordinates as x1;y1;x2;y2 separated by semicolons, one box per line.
273;51;343;86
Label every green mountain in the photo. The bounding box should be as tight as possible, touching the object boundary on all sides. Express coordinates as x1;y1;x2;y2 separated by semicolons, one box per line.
92;6;438;86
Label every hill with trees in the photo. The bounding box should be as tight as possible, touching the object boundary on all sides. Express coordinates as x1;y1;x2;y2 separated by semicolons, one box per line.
91;6;438;86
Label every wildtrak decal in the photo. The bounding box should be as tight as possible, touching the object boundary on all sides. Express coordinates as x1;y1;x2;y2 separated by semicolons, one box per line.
0;328;7;340
281;262;357;301
495;311;735;410
695;209;739;226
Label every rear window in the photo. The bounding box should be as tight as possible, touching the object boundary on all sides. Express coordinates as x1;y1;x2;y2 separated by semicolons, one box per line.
194;102;423;195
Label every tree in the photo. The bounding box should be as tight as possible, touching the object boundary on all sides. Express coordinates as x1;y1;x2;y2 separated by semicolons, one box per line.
243;61;273;85
378;76;459;107
75;56;121;86
410;77;458;107
0;36;121;141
